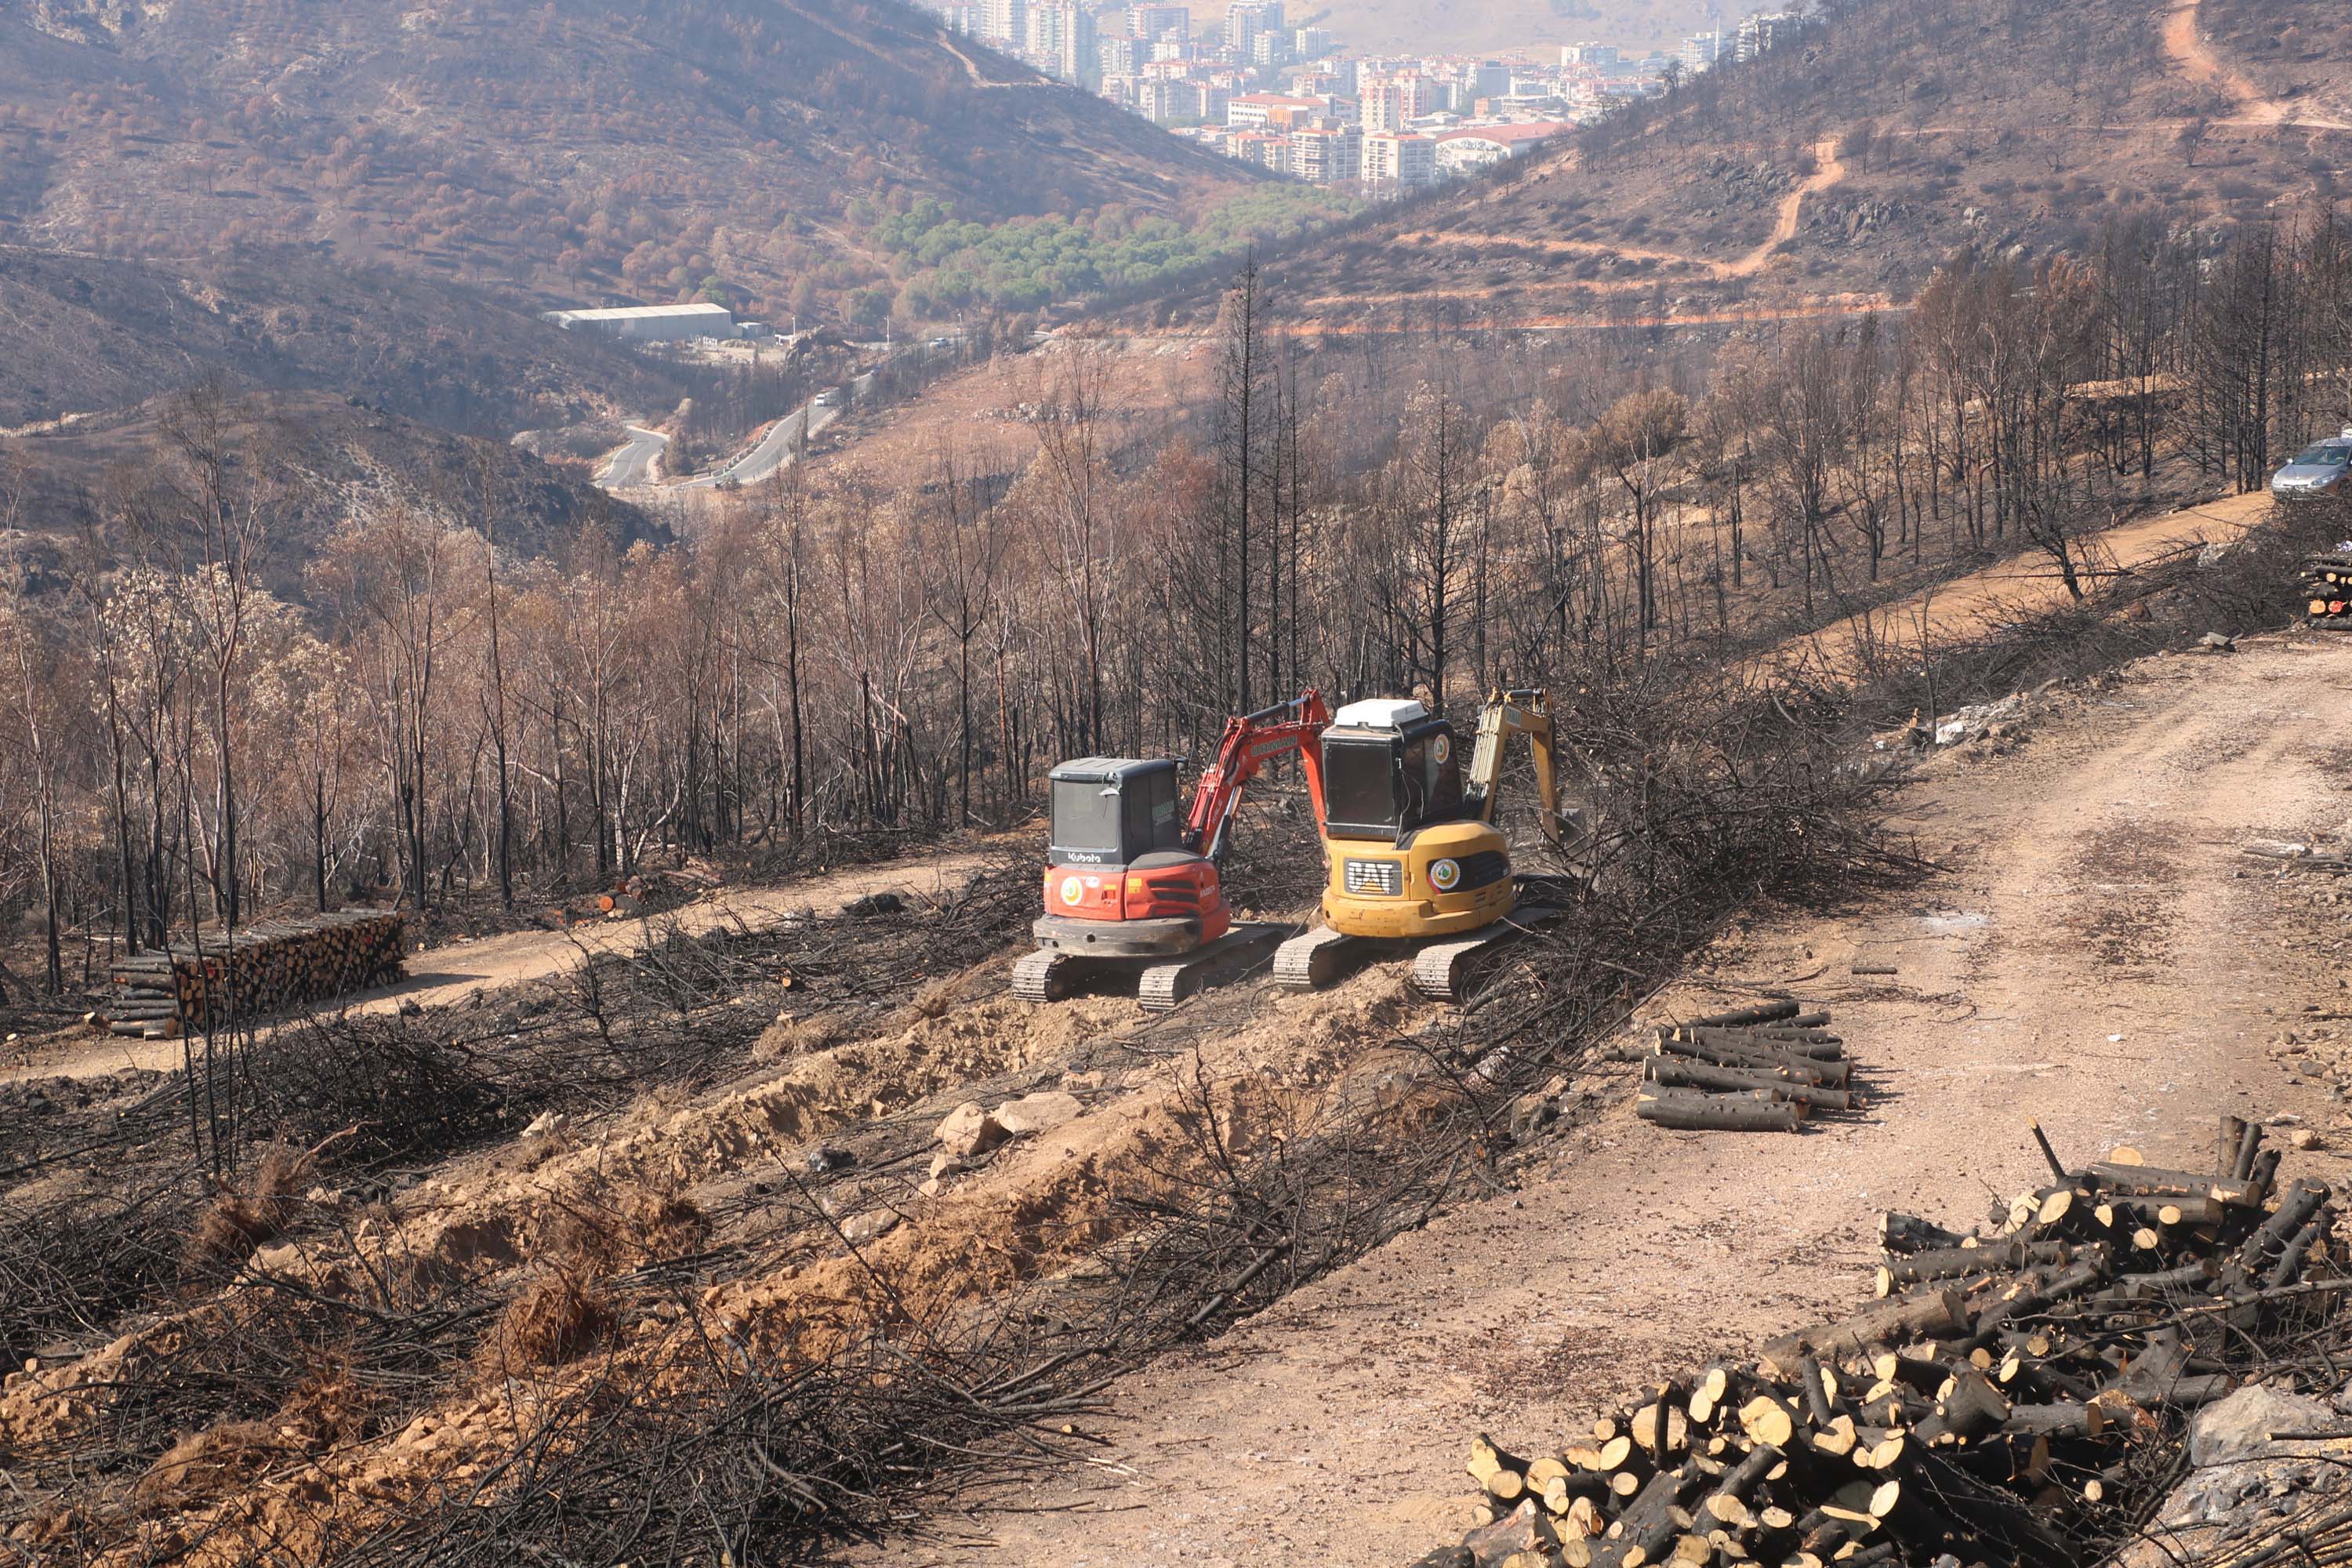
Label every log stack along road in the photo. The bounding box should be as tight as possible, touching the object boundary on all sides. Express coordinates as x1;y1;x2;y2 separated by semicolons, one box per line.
899;630;2352;1567
2;851;993;1083
87;909;406;1037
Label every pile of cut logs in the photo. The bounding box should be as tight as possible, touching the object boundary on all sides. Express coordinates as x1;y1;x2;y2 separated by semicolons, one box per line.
1411;1114;2342;1568
1639;1001;1858;1134
88;910;408;1038
2300;556;2352;626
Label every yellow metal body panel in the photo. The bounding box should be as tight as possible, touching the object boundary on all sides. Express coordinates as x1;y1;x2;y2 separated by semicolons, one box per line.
1320;819;1517;938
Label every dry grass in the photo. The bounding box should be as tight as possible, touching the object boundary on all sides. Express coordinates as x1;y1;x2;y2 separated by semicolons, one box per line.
130;1419;285;1515
477;1272;615;1374
545;1172;711;1279
179;1144;314;1278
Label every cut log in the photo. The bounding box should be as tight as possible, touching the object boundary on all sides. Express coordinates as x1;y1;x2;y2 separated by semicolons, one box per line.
1880;1212;1966;1255
2082;1162;2268;1207
1636;1093;1803;1134
1644;1057;1860;1112
1651;1036;1849;1086
1911;1368;2010;1444
2265;1217;2325;1289
1760;1288;1971;1377
1880;1240;2071;1290
2234;1178;2330;1284
1666;1025;1844;1058
2220;1114;2253;1179
1680;1000;1801;1029
1588;1461;1699;1568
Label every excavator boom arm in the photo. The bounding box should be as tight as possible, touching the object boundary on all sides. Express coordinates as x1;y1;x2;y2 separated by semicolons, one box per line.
1185;690;1331;862
1463;688;1567;850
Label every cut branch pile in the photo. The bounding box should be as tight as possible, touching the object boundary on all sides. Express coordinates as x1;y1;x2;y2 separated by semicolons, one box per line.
2299;556;2352;626
1410;1115;2347;1568
87;911;407;1037
1639;1000;1860;1134
2240;839;2352;876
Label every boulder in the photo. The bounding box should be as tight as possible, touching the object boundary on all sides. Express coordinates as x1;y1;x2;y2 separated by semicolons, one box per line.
2188;1384;2336;1468
991;1091;1083;1136
935;1101;1010;1160
839;1209;901;1247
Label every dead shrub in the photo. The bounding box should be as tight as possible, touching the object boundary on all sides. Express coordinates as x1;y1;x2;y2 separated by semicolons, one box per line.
477;1271;614;1372
545;1174;710;1279
131;1418;286;1515
179;1144;314;1277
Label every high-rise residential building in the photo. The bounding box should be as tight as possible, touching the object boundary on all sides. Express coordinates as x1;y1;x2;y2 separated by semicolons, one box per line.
1224;1;1269;60
1736;12;1800;59
1137;76;1182;122
1025;4;1059;55
1561;42;1617;67
1127;3;1189;42
1029;2;1094;82
1360;131;1436;190
1359;75;1406;132
1287;124;1359;183
1679;31;1722;71
1099;36;1140;74
1471;61;1512;96
1292;27;1332;57
982;0;1025;45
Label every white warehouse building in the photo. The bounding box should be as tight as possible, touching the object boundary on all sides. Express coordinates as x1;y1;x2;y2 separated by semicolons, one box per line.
542;303;736;343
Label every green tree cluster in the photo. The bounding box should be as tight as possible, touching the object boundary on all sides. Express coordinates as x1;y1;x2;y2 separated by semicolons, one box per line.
870;187;1357;316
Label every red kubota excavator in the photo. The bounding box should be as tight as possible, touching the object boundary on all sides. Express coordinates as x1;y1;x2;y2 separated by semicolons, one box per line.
1011;691;1330;1009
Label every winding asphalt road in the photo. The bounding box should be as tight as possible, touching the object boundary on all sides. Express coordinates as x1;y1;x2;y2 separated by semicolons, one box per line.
596;425;670;487
682;369;876;489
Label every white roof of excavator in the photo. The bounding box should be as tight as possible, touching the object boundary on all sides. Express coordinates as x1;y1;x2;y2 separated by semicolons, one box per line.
1331;698;1429;731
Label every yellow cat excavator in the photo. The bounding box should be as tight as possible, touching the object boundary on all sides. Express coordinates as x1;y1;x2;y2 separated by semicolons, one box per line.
1271;688;1576;1001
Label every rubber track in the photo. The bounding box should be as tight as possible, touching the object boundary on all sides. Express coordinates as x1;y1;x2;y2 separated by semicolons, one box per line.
1408;904;1564;1003
1272;926;1358;990
1009;949;1071;1003
1136;924;1287;1011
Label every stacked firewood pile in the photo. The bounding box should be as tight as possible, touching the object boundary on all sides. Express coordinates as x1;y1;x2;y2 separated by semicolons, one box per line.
1639;1001;1859;1133
88;910;408;1037
1411;1115;2345;1568
2299;555;2352;626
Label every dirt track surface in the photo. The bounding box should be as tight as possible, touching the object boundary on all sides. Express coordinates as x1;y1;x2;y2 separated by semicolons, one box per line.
2161;0;2352;130
904;630;2352;1567
1766;488;2278;681
2;850;993;1084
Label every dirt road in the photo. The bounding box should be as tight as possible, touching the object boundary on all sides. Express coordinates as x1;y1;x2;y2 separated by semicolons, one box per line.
2;850;993;1084
2161;0;2352;131
1766;488;2277;681
917;630;2352;1566
1356;138;1846;303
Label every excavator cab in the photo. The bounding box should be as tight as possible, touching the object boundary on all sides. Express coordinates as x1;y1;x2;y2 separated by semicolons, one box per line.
1320;700;1467;845
1047;758;1185;869
1037;757;1220;948
1312;699;1515;938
